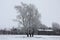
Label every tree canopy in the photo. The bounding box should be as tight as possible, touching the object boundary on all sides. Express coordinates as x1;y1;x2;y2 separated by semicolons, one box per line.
52;22;60;30
15;2;41;34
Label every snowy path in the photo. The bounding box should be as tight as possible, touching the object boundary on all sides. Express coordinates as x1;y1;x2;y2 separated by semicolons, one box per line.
0;35;60;40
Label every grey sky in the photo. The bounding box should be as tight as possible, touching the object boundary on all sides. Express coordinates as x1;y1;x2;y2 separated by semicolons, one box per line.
0;0;60;29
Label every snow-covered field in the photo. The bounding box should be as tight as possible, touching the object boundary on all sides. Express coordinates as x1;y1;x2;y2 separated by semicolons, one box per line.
0;35;60;40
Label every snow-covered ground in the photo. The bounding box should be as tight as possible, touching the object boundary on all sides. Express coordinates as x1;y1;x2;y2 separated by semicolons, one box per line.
0;35;60;40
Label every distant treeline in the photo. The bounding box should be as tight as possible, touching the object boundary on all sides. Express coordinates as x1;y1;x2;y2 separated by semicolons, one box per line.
0;27;60;35
0;28;24;35
0;22;60;35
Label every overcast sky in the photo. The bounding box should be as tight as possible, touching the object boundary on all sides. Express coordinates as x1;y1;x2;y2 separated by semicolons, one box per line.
0;0;60;29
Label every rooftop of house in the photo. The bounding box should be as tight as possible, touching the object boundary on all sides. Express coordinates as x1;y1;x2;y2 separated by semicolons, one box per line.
37;29;53;31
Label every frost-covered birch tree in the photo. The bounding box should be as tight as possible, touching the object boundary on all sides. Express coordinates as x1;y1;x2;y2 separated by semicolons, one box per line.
15;2;41;34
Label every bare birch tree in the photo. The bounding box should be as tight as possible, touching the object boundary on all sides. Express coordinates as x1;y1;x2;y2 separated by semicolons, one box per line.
15;2;41;34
